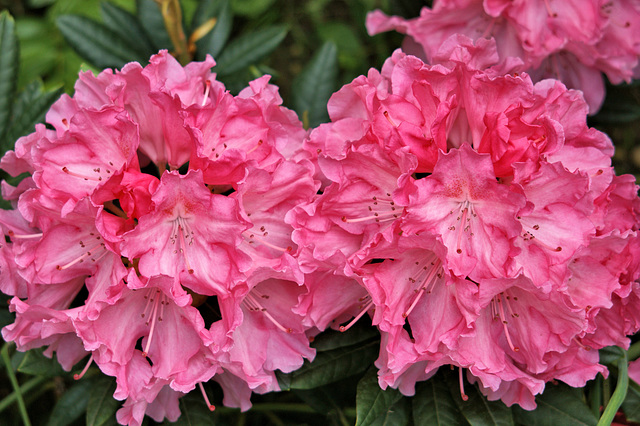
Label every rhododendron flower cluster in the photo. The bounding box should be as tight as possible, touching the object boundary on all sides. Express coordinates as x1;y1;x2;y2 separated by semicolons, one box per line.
289;38;640;409
366;0;640;113
0;51;317;426
1;30;640;426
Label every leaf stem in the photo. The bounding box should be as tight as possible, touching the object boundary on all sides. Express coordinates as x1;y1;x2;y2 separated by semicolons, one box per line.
154;0;190;65
590;374;603;419
598;348;629;426
1;344;31;426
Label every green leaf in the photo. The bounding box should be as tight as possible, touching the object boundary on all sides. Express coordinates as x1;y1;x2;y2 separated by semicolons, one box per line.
447;370;514;426
230;0;276;17
47;378;93;426
17;348;66;377
136;0;173;51
214;25;287;76
56;15;146;69
171;393;219;425
3;81;63;152
513;383;597;426
0;10;19;145
356;367;403;426
371;397;411;426
413;375;468;426
282;339;379;390
311;322;379;352
622;383;640;423
291;41;337;128
100;2;156;59
192;0;233;60
86;375;119;426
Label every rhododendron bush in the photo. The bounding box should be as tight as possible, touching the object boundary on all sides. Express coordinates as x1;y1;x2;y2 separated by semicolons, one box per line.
0;1;639;425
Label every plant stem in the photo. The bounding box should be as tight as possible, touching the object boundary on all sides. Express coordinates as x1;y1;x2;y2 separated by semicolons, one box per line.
1;344;31;426
598;348;629;426
0;375;48;413
155;0;190;65
590;374;603;419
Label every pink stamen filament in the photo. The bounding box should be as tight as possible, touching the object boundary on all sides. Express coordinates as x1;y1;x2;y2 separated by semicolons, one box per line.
62;166;102;181
104;201;128;219
455;205;470;254
403;260;441;319
243;231;292;253
480;18;496;39
7;231;43;239
340;298;374;332
198;382;216;411
177;222;195;274
74;354;94;380
573;337;592;351
459;367;469;401
246;140;264;154
341;211;399;224
496;295;519;352
56;242;104;270
383;111;398;127
142;290;162;358
245;293;292;333
201;81;211;107
543;0;557;17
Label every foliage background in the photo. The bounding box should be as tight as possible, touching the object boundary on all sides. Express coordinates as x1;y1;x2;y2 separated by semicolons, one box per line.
0;0;639;425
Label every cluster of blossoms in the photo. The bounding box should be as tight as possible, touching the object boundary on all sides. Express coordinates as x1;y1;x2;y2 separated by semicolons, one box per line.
366;0;640;113
289;37;640;408
0;29;639;426
0;51;318;425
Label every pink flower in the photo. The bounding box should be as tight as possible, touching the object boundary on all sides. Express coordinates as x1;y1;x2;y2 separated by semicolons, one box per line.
367;0;640;112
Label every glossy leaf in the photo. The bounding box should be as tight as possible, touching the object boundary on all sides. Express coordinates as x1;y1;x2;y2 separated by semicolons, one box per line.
447;371;514;426
3;81;63;151
371;397;411;426
356;367;402;426
311;322;379;352
172;393;220;425
0;10;19;144
17;348;66;377
513;383;597;426
192;0;233;60
279;339;379;390
56;15;145;69
413;374;468;426
136;0;173;51
291;41;337;128
47;378;93;426
100;2;156;59
622;383;640;423
214;25;287;76
86;375;119;426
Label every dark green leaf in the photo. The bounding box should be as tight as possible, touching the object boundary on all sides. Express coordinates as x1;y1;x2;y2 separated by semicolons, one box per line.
513;383;597;426
371;396;411;426
0;10;19;145
230;0;276;17
47;378;93;426
311;322;379;352
214;25;287;76
356;367;402;426
4;81;63;151
56;15;146;69
414;374;468;426
283;339;378;390
622;382;640;423
292;41;337;128
86;375;119;426
100;2;156;59
17;348;66;377
136;0;173;51
171;393;219;425
599;346;625;365
447;370;514;426
193;0;233;60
